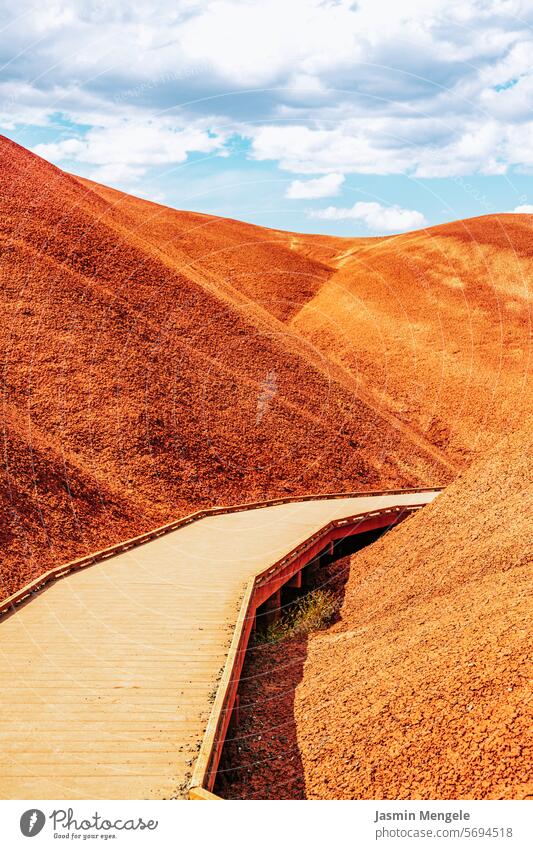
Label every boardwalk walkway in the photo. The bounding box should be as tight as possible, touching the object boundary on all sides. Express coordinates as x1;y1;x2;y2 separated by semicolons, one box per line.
0;490;439;799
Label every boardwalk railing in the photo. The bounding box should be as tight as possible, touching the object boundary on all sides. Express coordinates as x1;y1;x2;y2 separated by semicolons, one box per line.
188;492;443;798
0;487;441;619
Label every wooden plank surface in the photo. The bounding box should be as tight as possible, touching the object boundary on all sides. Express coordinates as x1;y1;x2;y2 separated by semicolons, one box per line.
0;492;438;799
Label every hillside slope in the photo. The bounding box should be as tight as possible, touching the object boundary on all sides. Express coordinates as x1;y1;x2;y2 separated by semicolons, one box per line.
0;136;450;598
288;216;532;466
294;425;532;799
83;174;531;469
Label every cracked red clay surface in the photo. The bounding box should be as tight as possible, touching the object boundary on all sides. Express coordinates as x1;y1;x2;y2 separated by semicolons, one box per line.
220;427;532;799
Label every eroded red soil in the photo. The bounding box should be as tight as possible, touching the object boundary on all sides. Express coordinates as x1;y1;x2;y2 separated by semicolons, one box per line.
221;427;532;799
289;216;532;466
0;136;455;598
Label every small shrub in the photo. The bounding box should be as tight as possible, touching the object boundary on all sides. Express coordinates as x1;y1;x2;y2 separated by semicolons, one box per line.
291;589;340;635
255;589;340;644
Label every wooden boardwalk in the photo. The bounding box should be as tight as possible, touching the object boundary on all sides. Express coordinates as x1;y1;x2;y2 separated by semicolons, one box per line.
0;491;439;799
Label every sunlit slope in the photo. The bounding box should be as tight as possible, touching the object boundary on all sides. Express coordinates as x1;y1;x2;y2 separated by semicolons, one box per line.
91;175;532;469
0;136;447;599
288;216;532;465
71;179;463;474
295;424;532;799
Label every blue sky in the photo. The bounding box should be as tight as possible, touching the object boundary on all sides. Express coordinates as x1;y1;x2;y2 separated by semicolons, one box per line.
2;0;533;236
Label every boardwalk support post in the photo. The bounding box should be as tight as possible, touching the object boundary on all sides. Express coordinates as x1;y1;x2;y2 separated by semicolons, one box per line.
286;570;302;589
259;587;282;628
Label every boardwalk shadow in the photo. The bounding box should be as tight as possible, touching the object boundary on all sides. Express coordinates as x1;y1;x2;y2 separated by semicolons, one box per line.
214;527;386;799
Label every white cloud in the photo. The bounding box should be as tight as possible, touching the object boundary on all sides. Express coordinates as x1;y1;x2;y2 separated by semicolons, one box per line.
248;117;515;179
286;173;344;199
250;123;413;175
33;119;227;183
88;163;145;185
511;204;533;213
311;201;428;233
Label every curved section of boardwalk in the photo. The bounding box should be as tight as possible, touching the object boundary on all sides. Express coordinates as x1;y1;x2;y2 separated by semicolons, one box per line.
0;491;439;799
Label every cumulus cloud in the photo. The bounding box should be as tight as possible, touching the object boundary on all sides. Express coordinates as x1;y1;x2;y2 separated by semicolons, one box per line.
250;123;412;175
311;201;428;233
511;204;533;213
248;119;512;178
286;173;344;199
33;120;227;183
1;0;533;182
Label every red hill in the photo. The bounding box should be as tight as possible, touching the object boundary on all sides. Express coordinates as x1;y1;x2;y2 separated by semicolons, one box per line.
0;136;451;598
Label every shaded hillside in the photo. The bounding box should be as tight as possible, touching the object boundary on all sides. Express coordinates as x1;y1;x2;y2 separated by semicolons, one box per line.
294;425;532;799
75;175;339;322
0;136;449;599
